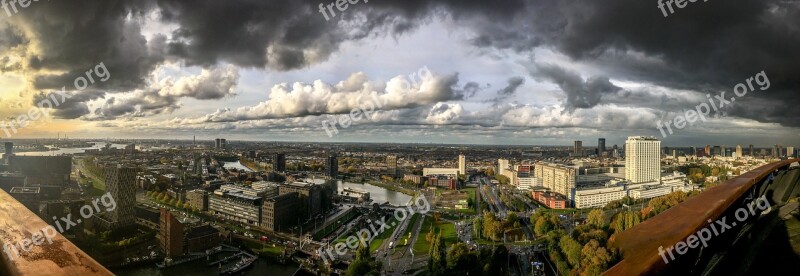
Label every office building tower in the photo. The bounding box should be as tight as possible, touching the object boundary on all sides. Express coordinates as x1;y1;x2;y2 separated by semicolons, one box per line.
625;136;661;184
690;147;697;157
736;145;743;159
215;139;221;149
326;154;338;178
713;146;722;157
773;145;779;157
274;153;286;172
574;141;583;156
458;154;466;176
386;155;398;177
598;138;606;154
788;146;795;158
749;145;754;156
105;166;136;229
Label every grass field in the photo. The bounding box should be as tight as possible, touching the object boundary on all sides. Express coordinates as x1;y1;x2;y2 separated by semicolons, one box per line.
394;213;421;249
412;216;435;254
411;216;457;255
369;217;401;251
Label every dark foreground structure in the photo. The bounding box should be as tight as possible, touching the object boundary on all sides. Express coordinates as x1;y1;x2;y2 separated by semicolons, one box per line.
606;159;800;275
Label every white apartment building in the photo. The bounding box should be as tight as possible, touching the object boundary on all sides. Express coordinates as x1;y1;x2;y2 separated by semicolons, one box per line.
458;154;466;175
628;185;673;200
498;159;510;176
517;176;541;191
625;136;661;184
574;185;626;209
423;168;460;178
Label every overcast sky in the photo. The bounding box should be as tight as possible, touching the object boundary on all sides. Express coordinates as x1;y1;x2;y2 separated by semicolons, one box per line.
0;0;798;146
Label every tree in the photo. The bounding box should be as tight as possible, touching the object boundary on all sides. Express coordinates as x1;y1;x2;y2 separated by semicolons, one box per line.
495;175;510;185
559;236;582;268
534;216;553;236
580;239;615;275
472;217;483;240
446;243;474;270
428;233;447;274
587;209;605;228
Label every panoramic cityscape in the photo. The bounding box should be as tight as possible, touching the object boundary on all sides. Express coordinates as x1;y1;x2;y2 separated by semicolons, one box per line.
1;1;799;276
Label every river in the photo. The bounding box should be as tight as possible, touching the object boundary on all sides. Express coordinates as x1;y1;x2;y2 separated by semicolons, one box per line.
3;142;129;158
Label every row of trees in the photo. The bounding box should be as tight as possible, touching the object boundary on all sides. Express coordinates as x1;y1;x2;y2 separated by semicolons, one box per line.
532;210;618;275
146;191;198;212
473;211;522;242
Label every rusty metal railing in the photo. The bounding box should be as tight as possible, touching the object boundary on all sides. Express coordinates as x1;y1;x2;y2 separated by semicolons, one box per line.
605;158;799;275
0;189;112;276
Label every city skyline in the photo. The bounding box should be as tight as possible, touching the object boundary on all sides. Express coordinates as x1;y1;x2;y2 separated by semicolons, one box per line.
0;1;798;145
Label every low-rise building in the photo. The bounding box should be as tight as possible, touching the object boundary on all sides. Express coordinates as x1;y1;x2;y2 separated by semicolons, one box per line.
209;188;263;226
574;184;626;209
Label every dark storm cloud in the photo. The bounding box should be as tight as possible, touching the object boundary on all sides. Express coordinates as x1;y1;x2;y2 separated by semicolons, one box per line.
2;0;799;131
485;76;525;104
31;90;106;119
531;63;621;111
10;0;162;91
514;0;800;127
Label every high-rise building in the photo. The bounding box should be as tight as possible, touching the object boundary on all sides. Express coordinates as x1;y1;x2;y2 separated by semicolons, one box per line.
458;154;466;176
749;145;755;156
574;141;583;157
498;159;510;176
788;146;795;158
625;136;661;184
326;154;338;179
736;145;743;159
386;155;398;177
690;147;697;157
274;153;286;172
214;138;227;149
534;162;576;204
3;142;12;163
713;146;722;157
598;138;606;155
104;166;136;229
773;145;780;157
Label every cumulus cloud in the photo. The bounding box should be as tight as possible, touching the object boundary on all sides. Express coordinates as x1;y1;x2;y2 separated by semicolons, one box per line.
192;71;461;123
